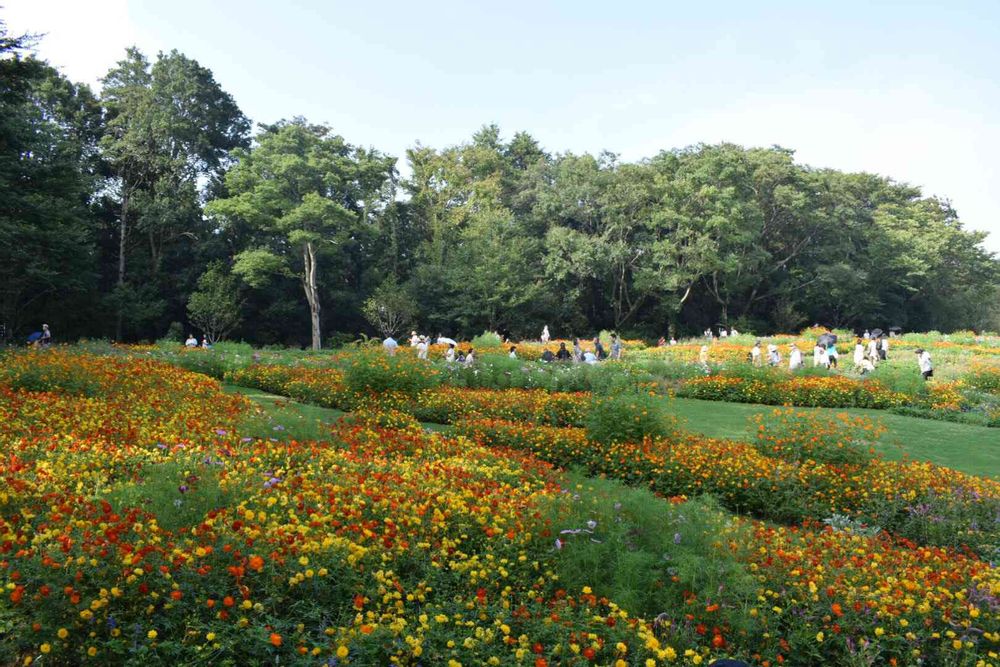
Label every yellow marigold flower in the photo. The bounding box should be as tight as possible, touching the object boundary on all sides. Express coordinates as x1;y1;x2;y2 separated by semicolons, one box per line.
147;630;158;640
39;644;51;654
57;628;68;639
336;646;349;658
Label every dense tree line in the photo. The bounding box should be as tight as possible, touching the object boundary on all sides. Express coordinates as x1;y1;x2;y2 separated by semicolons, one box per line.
2;18;997;346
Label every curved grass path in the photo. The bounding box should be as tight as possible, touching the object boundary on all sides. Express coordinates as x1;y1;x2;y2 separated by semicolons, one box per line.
670;397;1000;479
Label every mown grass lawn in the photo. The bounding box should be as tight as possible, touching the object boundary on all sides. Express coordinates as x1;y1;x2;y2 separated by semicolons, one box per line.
670;397;1000;479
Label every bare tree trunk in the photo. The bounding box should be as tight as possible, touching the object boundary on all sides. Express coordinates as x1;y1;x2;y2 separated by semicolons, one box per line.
302;242;322;350
115;193;129;341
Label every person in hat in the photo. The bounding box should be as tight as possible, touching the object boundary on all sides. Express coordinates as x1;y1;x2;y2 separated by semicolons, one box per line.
40;324;52;347
915;348;933;380
409;331;420;347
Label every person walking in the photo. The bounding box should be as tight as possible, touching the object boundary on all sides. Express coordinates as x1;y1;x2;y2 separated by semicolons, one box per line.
382;336;399;356
826;342;838;369
417;336;429;360
813;343;824;368
789;344;803;370
916;348;933;380
853;338;865;367
867;336;879;362
610;334;622;360
751;340;762;367
445;343;456;363
541;325;550;343
572;338;583;363
880;336;889;361
699;345;710;366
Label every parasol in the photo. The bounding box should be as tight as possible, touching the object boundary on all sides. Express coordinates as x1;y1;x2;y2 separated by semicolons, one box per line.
817;333;838;347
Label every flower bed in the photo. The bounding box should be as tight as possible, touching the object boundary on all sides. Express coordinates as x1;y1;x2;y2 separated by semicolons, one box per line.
454;416;1000;556
678;373;907;409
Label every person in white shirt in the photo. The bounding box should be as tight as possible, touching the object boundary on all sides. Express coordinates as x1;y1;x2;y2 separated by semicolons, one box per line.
583;351;598;364
669;338;677;346
813;343;824;367
719;329;728;338
699;345;709;365
767;344;780;366
730;327;739;336
445;343;456;363
409;331;420;347
750;341;762;367
383;336;399;356
916;349;933;380
789;344;803;370
508;345;517;359
817;345;829;369
185;334;198;348
853;339;865;367
867;337;879;361
463;347;476;366
859;357;875;375
880;337;889;360
416;337;429;360
540;326;550;343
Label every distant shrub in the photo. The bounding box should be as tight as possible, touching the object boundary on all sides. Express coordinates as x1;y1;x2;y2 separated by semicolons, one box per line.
471;330;503;348
344;351;439;397
750;408;883;466
585;391;676;445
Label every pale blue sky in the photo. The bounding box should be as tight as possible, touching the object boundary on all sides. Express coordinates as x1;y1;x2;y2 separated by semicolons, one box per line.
6;0;999;250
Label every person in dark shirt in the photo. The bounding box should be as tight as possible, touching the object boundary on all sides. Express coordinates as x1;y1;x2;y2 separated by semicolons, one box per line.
555;342;571;361
541;349;555;363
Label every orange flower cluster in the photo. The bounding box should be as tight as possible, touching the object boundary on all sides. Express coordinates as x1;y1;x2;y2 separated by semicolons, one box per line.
680;373;907;409
455;417;1000;555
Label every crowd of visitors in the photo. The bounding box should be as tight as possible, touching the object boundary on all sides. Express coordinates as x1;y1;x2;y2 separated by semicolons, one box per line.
381;324;937;380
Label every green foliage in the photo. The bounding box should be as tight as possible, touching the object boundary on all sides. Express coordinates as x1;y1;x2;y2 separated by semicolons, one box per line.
187;262;243;343
543;474;757;624
585;391;676;445
470;331;502;348
0;352;101;396
361;275;417;338
103;458;232;534
749;408;882;466
343;351;439;397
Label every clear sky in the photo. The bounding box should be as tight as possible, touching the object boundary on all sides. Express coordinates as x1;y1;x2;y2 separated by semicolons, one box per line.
5;0;999;251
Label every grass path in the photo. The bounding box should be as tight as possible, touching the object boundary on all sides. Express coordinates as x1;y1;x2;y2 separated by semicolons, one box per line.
224;384;453;440
670;397;1000;479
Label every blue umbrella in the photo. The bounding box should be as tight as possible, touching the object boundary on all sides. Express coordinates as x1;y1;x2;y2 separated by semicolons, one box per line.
26;331;42;343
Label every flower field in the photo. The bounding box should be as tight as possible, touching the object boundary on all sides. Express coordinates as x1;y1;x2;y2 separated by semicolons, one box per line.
1;348;998;665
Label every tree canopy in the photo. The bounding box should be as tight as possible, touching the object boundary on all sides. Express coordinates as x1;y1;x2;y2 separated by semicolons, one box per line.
2;15;997;344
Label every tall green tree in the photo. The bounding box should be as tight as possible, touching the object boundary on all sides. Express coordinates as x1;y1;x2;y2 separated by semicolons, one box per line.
207;119;395;349
0;20;102;338
100;48;248;339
